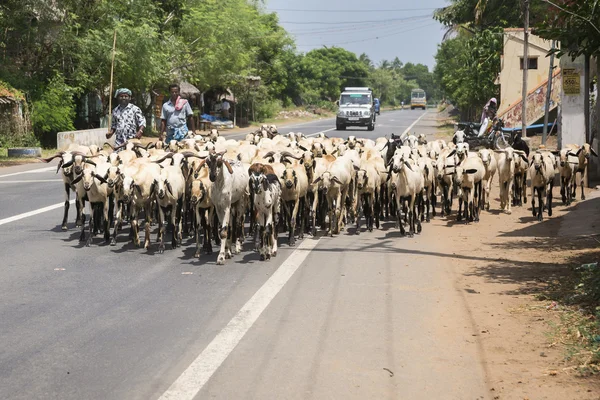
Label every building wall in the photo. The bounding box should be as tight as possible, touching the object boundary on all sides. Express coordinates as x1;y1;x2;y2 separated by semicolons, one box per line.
559;55;587;148
499;29;553;115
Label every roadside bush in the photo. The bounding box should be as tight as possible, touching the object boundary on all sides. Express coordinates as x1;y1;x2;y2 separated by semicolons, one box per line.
0;130;40;148
31;74;76;148
255;99;282;122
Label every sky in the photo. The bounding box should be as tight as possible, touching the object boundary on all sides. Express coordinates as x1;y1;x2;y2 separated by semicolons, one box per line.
264;0;450;71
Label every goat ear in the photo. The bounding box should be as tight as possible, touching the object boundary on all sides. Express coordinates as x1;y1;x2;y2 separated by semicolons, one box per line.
72;174;83;184
447;149;456;157
575;147;583;156
591;148;598;157
322;149;327;155
84;159;97;166
404;161;413;171
520;154;528;163
353;165;360;171
166;180;174;196
262;179;269;191
298;145;308;151
332;176;342;184
312;177;322;184
223;160;233;174
56;159;64;174
465;169;478;174
62;160;74;168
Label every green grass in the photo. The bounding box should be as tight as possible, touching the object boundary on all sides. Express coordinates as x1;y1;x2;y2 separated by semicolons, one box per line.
539;258;600;375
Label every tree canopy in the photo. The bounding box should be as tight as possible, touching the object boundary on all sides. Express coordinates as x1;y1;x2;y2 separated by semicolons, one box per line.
0;0;439;145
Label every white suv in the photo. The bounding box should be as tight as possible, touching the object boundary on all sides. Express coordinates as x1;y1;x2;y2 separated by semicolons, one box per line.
336;87;375;131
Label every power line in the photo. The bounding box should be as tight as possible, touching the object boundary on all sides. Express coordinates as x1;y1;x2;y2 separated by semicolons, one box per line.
288;17;431;36
270;7;438;12
280;14;433;25
292;19;433;40
296;22;439;47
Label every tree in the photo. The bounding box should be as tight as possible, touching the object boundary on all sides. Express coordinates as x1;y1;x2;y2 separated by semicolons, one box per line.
534;0;600;59
434;28;502;120
298;47;369;102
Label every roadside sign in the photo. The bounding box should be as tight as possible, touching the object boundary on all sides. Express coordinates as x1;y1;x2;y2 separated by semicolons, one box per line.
563;68;580;95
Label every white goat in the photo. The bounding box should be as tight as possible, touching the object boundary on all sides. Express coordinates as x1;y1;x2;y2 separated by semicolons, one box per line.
529;151;556;221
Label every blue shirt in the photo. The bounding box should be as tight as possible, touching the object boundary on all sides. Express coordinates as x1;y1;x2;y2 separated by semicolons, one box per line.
161;99;193;130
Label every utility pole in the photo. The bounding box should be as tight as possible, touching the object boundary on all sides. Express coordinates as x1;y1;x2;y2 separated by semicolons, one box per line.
542;40;556;145
521;0;530;137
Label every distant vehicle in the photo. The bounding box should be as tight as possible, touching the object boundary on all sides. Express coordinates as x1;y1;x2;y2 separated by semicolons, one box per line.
336;87;375;131
410;88;427;110
374;98;381;115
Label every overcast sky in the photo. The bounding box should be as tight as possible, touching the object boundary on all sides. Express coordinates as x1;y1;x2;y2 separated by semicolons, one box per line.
265;0;449;71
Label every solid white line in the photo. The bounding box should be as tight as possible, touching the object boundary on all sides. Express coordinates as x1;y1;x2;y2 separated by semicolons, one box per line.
158;238;320;400
401;111;428;136
0;179;63;183
225;118;335;139
0;200;75;226
0;166;55;178
306;127;337;137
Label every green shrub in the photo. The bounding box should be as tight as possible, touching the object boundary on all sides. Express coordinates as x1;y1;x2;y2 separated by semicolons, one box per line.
0;130;40;148
255;99;282;122
31;74;76;147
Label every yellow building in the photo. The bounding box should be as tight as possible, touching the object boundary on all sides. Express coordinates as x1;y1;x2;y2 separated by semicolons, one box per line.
497;28;560;128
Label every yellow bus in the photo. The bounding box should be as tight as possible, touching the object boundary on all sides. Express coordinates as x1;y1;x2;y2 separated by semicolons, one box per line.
410;88;426;110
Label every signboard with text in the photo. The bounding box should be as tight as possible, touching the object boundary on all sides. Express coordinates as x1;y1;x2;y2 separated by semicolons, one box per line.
563;68;580;95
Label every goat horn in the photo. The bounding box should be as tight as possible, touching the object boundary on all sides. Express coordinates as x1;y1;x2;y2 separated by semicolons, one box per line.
112;143;127;152
103;142;115;150
38;152;64;163
153;152;174;164
262;151;275;159
281;151;301;160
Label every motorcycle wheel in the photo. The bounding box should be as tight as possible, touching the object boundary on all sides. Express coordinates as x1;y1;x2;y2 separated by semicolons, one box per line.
494;133;510;150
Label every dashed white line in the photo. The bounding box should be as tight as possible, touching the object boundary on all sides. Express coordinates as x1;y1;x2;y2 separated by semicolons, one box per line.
0;166;55;178
0;200;75;226
157;238;320;400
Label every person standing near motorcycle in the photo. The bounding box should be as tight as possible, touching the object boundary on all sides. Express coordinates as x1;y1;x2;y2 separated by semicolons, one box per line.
478;97;498;137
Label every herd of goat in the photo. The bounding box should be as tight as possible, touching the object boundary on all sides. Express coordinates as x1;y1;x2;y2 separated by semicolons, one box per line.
40;125;596;265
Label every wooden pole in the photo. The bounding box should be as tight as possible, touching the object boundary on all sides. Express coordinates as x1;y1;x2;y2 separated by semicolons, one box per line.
542;40;556;145
521;0;530;137
107;30;117;132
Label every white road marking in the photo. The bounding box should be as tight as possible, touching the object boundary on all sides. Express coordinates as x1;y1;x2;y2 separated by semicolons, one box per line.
402;111;428;136
0;166;55;178
226;118;335;139
158;238;320;400
306;127;336;137
0;200;75;227
0;179;63;183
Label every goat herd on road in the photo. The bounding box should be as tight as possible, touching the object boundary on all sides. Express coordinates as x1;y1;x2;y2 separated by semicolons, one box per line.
40;125;596;265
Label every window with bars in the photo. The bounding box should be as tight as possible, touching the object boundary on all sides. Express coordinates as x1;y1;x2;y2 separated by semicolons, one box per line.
520;57;538;70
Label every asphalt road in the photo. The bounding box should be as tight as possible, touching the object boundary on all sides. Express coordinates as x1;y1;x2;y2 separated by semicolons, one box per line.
0;109;489;400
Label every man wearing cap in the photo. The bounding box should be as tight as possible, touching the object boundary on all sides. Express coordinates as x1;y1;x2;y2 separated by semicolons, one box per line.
106;88;146;146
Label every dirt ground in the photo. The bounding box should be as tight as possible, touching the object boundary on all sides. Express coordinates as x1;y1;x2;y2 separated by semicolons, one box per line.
431;108;600;399
433;182;600;399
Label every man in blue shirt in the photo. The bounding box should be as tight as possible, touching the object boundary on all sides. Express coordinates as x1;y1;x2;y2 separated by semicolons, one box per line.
160;83;196;143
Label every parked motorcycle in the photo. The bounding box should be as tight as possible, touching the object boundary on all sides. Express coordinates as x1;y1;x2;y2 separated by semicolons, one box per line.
454;117;513;150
